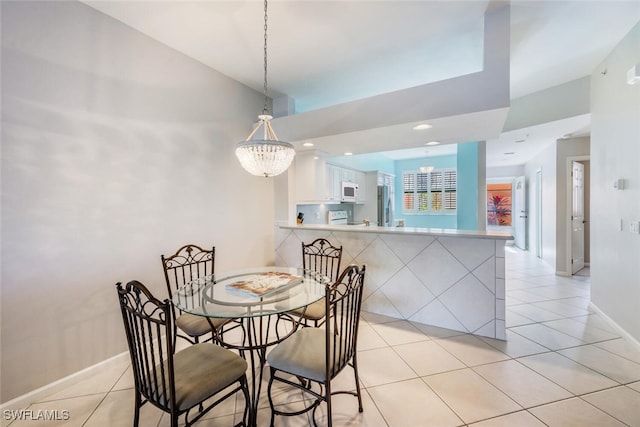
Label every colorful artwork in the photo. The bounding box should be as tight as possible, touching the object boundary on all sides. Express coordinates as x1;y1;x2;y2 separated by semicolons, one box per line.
487;183;512;226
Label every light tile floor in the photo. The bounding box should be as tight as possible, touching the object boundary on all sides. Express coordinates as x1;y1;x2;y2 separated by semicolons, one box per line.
7;247;640;426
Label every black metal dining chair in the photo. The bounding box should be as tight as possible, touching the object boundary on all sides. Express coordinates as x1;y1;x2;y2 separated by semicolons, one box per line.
115;280;251;427
161;244;230;344
266;264;366;427
290;238;343;327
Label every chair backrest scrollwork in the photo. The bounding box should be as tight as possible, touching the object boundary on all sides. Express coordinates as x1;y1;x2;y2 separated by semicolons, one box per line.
161;244;215;299
302;238;342;283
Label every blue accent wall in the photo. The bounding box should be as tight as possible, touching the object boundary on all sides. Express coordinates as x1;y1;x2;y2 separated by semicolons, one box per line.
457;142;479;230
393;155;457;229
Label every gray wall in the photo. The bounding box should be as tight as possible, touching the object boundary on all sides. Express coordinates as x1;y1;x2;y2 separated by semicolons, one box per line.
1;1;275;401
590;23;640;342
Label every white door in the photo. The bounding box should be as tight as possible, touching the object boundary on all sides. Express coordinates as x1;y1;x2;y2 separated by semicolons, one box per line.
571;161;585;274
536;170;543;259
514;176;527;250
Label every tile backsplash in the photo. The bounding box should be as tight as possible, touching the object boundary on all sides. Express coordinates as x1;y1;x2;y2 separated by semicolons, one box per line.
295;204;354;225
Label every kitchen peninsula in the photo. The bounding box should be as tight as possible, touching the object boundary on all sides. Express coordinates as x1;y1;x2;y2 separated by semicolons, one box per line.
275;223;512;340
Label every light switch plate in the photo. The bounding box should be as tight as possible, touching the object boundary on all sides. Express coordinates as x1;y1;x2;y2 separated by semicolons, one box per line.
613;179;625;190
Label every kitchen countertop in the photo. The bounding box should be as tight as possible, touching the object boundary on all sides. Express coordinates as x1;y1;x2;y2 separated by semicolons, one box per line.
278;222;513;240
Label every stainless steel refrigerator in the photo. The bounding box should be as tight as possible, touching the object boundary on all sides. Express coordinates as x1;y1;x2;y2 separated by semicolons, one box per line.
377;185;393;227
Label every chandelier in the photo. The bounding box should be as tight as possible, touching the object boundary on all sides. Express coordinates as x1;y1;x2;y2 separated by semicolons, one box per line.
235;0;295;178
419;165;434;173
419;150;434;174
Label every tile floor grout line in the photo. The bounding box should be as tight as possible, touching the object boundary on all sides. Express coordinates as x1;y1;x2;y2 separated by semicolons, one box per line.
415;374;467;426
80;392;110;427
359;387;392;427
593;340;640;365
505;327;556;353
575;394;633;427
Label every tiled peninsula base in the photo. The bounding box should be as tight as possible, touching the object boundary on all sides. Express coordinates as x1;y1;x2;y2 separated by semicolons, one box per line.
276;224;510;340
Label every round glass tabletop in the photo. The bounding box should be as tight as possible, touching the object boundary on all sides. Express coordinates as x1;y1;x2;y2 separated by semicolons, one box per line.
172;266;327;319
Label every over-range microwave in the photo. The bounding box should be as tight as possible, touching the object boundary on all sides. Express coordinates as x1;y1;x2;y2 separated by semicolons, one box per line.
341;181;358;203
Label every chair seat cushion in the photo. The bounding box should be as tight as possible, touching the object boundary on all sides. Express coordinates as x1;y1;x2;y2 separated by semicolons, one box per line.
172;343;247;411
291;298;326;321
176;312;228;337
267;328;326;382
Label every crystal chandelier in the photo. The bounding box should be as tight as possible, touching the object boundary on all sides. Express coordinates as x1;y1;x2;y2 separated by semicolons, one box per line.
419;150;434;174
419;165;434;173
235;0;295;178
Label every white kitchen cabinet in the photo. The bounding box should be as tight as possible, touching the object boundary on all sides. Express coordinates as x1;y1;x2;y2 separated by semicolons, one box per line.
295;151;329;203
326;163;367;203
296;155;367;204
353;171;378;222
340;167;356;184
325;163;341;202
354;170;367;202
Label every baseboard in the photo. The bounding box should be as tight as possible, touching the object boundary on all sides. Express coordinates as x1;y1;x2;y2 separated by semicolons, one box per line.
0;351;130;412
589;302;640;350
557;268;591;277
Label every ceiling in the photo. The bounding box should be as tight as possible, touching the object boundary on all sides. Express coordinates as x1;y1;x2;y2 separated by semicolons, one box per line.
83;0;639;167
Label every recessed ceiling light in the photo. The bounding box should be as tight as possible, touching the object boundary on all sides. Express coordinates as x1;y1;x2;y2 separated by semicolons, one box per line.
344;152;353;156
515;133;529;143
425;141;440;146
303;142;314;147
413;124;433;130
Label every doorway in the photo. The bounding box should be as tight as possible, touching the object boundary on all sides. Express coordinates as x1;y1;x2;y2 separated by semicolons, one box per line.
486;177;527;249
536;169;542;259
514;176;527;250
571;161;585;273
568;157;590;275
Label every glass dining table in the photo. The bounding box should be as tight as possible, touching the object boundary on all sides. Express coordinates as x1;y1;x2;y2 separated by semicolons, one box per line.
172;266;327;426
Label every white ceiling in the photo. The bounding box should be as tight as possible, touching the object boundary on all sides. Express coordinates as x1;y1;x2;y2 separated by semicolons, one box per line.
83;0;639;167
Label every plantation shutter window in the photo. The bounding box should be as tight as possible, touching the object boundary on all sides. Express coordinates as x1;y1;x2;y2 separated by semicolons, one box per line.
402;169;457;214
444;170;457;210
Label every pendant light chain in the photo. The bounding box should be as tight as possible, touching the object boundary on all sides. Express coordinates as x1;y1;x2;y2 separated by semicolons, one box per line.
234;0;295;178
263;0;269;115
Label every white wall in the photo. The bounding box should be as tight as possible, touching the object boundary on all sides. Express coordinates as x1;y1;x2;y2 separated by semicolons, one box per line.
524;142;557;270
590;23;640;342
487;165;525;178
503;76;590;132
1;1;275;401
583;160;591;264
